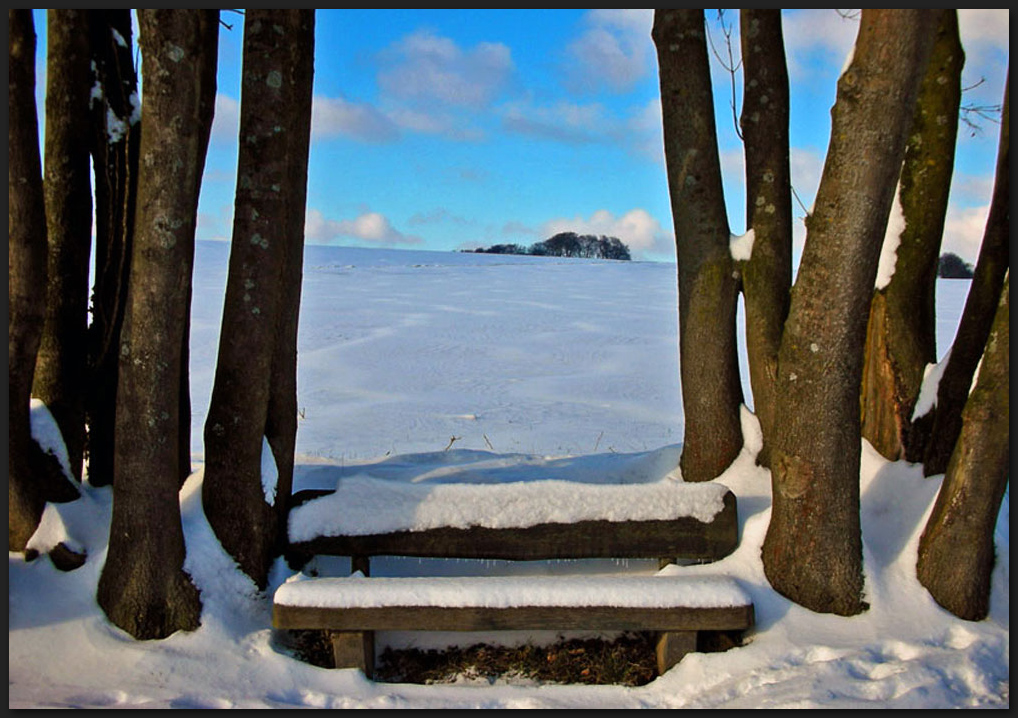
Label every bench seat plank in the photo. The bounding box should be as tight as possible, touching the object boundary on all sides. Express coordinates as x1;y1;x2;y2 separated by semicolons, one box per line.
273;574;754;632
276;603;754;633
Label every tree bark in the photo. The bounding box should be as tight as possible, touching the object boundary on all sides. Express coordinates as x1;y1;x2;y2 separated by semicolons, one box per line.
97;9;219;640
652;9;744;483
204;9;315;588
85;10;140;487
33;10;94;483
738;9;793;468
917;273;1009;621
861;10;964;462
762;10;937;616
922;71;1009;477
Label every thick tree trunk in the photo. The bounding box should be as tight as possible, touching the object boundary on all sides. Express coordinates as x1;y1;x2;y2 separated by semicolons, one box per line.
652;9;744;483
33;10;95;483
738;9;793;468
204;10;315;588
9;10;51;550
922;72;1009;477
85;10;140;487
861;10;963;462
917;274;1009;621
96;10;218;640
762;10;936;616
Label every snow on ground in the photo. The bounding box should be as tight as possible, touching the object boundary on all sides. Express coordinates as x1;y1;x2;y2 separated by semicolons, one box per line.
9;243;1008;708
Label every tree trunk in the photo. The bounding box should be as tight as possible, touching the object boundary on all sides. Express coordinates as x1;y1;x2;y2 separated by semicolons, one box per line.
33;10;94;483
917;273;1009;621
97;9;219;640
762;10;937;616
85;10;140;487
652;9;744;483
861;10;963;462
9;10;50;550
738;9;793;468
204;9;315;588
266;13;315;558
922;72;1009;477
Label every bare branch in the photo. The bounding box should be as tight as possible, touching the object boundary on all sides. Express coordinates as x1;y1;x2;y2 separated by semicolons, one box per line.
705;9;744;141
959;77;1003;136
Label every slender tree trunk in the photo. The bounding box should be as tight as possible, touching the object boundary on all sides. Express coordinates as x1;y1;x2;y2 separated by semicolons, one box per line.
653;9;744;483
917;273;1009;621
861;10;963;462
33;10;94;483
85;10;140;486
266;14;315;556
922;72;1009;477
739;9;793;468
762;10;937;616
97;9;218;640
204;9;315;588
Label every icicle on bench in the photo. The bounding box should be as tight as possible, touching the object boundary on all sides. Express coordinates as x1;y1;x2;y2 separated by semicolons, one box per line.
273;477;755;677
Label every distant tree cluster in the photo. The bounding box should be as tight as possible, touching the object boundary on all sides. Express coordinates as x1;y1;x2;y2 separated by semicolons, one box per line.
472;232;632;261
937;252;974;278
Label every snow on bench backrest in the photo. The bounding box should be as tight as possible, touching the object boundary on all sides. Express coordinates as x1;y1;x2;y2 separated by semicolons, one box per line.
288;475;731;542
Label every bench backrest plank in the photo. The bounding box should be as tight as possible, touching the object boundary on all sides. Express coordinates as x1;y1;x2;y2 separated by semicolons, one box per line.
286;490;738;566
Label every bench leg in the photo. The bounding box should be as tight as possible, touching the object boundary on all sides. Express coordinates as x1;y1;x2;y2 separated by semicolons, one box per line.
351;555;371;576
330;630;375;675
655;630;697;675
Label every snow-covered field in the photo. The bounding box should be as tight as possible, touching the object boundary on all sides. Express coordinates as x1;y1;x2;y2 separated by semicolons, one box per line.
9;243;1008;708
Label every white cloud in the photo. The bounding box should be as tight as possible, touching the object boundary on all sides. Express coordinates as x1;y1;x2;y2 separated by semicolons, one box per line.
781;9;859;82
378;30;513;109
210;94;240;143
501;96;663;162
541;208;673;259
304;208;423;247
501;99;609;144
311;96;400;143
957;9;1009;56
942;203;989;265
565;9;654;94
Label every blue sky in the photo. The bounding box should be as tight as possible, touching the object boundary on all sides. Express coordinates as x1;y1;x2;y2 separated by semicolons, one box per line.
33;9;1009;262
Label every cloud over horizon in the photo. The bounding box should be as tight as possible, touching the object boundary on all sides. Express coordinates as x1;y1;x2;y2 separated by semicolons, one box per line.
305;208;423;247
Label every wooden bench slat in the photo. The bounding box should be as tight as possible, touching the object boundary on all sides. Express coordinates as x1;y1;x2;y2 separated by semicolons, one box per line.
274;603;755;633
287;490;739;566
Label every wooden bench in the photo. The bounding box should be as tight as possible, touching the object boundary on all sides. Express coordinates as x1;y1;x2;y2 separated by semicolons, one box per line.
273;477;754;678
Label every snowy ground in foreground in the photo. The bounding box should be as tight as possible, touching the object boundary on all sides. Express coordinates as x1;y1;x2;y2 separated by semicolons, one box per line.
9;244;1008;708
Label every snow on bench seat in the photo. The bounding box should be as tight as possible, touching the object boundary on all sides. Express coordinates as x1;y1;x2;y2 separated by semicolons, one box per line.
272;573;755;675
274;573;753;611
